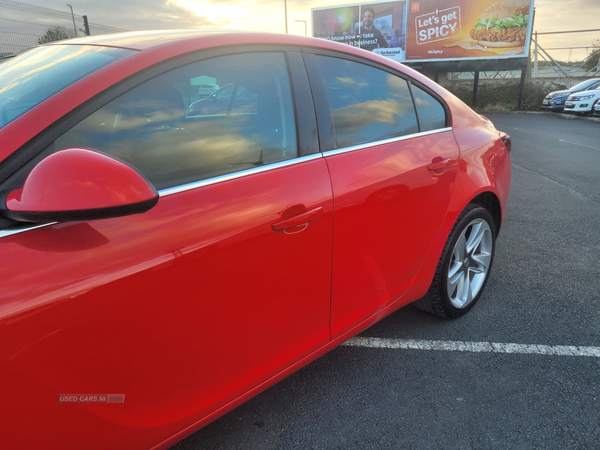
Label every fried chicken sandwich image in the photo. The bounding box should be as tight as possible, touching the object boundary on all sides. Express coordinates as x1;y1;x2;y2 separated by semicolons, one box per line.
470;0;529;47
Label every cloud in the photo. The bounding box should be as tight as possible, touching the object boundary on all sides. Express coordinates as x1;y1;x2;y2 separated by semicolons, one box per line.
14;0;223;30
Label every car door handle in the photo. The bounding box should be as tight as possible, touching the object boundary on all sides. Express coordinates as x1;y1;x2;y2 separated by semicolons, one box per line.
272;207;323;232
427;158;452;173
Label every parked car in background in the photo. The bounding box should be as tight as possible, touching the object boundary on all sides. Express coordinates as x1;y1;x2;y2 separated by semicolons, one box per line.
541;78;600;112
564;85;600;114
0;30;511;450
593;98;600;117
0;54;15;64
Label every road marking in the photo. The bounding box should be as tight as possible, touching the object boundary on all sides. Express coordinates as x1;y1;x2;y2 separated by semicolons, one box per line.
342;337;600;357
509;127;533;134
558;139;600;151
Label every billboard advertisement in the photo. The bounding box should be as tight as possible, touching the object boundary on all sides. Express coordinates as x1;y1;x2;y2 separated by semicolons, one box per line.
312;1;408;62
312;0;534;64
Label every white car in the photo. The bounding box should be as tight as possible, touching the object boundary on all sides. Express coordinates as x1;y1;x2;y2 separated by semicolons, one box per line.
564;85;600;114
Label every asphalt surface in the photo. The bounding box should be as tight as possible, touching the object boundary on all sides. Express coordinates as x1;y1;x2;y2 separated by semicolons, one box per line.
173;113;600;450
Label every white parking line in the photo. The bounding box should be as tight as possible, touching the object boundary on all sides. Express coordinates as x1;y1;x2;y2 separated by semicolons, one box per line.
509;127;533;134
558;139;600;151
342;337;600;357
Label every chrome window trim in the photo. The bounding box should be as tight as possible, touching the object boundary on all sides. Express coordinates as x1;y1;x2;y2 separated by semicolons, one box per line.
0;154;323;238
0;222;56;239
159;153;323;197
322;127;453;158
0;128;452;238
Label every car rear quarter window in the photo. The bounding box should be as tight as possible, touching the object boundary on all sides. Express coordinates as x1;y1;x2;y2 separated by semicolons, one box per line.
313;55;419;149
54;52;297;190
410;83;447;132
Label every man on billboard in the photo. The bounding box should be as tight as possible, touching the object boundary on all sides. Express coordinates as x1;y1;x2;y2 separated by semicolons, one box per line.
358;7;389;51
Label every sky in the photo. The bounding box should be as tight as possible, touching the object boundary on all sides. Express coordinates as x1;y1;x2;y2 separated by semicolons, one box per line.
14;0;600;62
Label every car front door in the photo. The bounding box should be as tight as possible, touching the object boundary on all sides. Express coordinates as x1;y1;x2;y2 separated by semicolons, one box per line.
0;50;332;449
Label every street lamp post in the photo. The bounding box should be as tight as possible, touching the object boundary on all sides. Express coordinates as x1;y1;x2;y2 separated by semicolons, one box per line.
295;20;307;37
66;4;77;37
284;0;288;34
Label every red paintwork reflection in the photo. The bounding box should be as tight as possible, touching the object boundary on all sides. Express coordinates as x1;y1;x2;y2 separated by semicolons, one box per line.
0;160;333;449
326;131;460;337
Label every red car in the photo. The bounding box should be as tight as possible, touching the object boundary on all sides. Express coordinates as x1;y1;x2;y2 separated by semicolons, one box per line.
0;31;511;449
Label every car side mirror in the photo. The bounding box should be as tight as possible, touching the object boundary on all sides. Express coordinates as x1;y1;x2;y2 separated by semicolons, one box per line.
1;148;159;223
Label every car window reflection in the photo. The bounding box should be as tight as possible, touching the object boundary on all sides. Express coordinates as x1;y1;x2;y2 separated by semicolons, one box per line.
54;52;297;190
316;56;419;148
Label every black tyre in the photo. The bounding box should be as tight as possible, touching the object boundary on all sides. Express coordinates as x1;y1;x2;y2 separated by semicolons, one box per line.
415;204;497;318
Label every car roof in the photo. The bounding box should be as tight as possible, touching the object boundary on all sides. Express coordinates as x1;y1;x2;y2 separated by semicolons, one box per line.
56;29;331;52
45;30;441;92
63;29;237;51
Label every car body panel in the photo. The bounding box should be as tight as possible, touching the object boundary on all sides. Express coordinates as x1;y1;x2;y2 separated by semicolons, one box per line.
405;97;511;300
0;158;333;449
325;130;460;337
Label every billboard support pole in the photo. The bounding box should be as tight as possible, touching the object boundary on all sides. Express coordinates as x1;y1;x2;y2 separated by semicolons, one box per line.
517;69;527;110
472;71;479;108
533;32;538;78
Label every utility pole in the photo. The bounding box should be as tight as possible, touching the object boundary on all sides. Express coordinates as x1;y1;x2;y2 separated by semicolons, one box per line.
66;4;77;37
284;0;288;34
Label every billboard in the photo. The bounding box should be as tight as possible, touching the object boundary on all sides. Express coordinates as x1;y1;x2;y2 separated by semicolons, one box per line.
312;0;534;65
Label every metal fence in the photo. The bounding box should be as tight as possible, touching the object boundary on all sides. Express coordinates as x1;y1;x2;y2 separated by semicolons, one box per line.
449;28;600;81
532;30;600;78
0;0;127;56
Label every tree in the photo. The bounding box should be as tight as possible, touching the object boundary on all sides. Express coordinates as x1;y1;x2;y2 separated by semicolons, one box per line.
38;26;75;45
584;39;600;71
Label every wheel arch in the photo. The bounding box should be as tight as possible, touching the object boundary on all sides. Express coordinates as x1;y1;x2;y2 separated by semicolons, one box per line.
468;191;502;236
399;189;504;308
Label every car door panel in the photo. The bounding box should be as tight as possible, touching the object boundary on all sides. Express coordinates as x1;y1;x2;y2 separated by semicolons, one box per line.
326;131;459;337
0;158;333;449
303;52;459;337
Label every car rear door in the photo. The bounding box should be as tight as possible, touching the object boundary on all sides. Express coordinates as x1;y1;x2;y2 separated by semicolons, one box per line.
304;52;459;337
0;50;332;450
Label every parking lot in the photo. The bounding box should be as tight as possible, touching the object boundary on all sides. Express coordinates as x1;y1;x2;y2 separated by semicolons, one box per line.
174;113;599;450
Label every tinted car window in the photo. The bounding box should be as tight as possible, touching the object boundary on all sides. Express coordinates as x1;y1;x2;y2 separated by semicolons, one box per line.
54;52;297;190
410;83;447;132
315;55;418;149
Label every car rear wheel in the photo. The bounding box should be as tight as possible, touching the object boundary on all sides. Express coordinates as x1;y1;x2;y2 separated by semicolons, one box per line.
415;204;496;318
